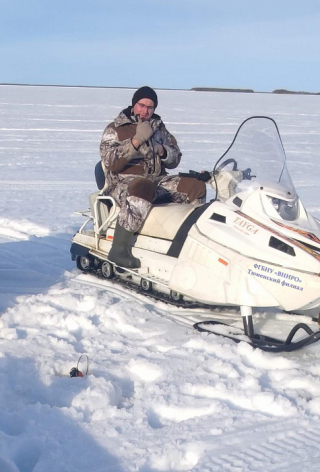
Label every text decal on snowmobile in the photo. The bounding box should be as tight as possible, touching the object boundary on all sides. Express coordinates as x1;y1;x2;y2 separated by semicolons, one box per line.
233;216;259;235
248;265;303;291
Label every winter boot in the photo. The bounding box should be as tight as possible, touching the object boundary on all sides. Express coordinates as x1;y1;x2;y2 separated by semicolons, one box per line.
108;222;141;269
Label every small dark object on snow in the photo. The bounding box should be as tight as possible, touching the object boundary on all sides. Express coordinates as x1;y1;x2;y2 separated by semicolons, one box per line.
69;354;89;378
70;367;83;377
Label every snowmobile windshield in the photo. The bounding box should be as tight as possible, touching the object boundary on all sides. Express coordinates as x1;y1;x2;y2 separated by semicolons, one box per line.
214;116;296;198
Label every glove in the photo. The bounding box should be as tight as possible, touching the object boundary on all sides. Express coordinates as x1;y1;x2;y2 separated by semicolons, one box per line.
153;143;166;159
133;117;153;146
198;170;211;182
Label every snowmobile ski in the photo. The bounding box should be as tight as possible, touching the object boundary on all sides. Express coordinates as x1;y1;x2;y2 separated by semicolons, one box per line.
193;320;320;352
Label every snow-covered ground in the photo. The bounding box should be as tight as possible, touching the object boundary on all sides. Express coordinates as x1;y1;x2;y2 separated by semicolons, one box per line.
1;85;320;472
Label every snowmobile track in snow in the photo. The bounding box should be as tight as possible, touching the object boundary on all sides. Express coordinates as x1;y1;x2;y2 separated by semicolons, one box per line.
206;417;320;471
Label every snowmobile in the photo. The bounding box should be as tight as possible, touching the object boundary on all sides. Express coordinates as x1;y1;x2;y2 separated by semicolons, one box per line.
71;116;320;352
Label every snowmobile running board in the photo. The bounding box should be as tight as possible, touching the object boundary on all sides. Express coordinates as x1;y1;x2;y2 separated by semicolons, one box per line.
193;320;320;352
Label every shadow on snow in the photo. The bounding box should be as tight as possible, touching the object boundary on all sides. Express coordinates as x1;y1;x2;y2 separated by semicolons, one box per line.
0;233;75;315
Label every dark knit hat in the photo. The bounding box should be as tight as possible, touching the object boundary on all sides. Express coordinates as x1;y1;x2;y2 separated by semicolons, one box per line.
132;86;158;109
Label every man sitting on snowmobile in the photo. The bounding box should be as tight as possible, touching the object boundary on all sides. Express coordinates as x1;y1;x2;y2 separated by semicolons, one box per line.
99;86;206;269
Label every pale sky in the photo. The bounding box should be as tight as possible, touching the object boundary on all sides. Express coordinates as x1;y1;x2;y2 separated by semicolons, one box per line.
1;0;320;92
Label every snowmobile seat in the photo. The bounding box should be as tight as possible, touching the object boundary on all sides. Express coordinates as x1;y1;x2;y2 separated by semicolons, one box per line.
89;191;196;240
139;203;199;240
93;161;201;240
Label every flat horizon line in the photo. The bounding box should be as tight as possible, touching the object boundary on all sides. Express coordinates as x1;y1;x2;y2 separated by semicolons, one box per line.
1;83;319;96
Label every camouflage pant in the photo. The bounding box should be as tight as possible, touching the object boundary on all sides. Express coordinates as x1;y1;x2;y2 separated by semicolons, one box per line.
109;175;206;232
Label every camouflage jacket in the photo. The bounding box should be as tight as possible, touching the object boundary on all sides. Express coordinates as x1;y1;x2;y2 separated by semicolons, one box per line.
100;107;182;189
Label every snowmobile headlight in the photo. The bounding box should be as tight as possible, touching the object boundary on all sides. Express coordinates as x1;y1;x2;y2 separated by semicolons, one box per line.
268;196;299;221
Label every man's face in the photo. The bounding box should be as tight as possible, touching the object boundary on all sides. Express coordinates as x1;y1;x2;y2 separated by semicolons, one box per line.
133;98;155;121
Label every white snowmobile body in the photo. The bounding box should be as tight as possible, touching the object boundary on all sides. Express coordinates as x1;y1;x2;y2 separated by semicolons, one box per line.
71;117;320;351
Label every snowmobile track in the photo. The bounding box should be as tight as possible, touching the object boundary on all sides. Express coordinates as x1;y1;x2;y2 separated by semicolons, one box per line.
72;271;243;329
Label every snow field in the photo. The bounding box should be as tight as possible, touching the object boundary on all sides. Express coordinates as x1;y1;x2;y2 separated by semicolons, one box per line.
1;86;320;471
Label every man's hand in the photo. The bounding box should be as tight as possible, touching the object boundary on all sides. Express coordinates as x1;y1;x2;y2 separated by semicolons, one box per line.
132;116;153;147
153;143;165;158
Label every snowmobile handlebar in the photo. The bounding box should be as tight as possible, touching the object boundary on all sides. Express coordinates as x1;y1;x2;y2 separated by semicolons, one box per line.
178;170;211;182
178;168;255;182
